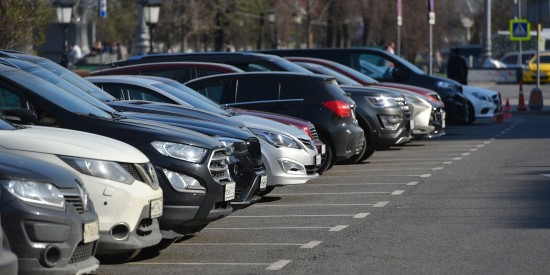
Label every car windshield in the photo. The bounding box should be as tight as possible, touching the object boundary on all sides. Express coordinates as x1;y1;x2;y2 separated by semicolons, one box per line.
33;59;120;104
539;55;550;63
388;53;426;75
156;80;229;115
328;61;378;84
296;62;362;86
5;70;113;119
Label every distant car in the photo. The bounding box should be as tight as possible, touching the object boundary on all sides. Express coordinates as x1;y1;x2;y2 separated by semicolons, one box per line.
522;52;550;83
499;50;537;69
185;72;366;169
0;151;99;274
462;86;502;122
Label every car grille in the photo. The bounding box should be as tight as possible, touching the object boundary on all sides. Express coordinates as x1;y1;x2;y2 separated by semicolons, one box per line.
246;137;263;170
64;194;85;214
208;149;232;183
309;126;319;139
69;241;96;264
136;218;154;237
305;165;316;175
120;162;159;190
298;138;315;150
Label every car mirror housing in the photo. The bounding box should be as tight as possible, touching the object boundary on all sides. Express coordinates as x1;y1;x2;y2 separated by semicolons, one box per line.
1;108;38;125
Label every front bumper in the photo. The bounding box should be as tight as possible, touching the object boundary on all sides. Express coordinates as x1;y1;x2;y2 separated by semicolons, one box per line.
0;199;99;275
260;139;320;186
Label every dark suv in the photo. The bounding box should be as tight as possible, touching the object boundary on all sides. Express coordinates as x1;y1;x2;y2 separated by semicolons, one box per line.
257;48;470;124
185;72;365;168
0;63;234;251
0;151;99;274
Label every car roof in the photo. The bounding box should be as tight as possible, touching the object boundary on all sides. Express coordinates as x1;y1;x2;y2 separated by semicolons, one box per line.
92;61;244;75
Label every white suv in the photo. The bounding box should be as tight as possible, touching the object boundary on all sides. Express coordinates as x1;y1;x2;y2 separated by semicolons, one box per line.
0;119;163;262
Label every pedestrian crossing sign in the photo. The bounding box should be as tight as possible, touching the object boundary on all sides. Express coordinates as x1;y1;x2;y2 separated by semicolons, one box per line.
509;19;530;41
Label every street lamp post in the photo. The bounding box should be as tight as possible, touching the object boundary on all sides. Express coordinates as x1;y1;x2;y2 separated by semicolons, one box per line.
268;9;277;49
142;0;163;54
294;12;302;49
53;0;75;68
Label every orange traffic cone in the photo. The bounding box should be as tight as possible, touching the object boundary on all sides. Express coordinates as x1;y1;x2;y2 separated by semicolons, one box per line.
518;80;527;111
493;112;505;122
503;98;512;118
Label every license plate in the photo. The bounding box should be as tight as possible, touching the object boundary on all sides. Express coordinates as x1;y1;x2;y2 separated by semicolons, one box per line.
321;144;326;155
410;119;415;130
260;175;268;190
150;198;163;218
315;154;322;166
83;220;99;243
442;111;446;128
224;182;235;201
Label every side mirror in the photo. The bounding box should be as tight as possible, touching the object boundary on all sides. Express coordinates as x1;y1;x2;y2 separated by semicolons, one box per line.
1;108;38;125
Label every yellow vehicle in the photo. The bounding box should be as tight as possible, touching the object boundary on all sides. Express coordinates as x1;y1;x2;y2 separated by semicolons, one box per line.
522;52;550;83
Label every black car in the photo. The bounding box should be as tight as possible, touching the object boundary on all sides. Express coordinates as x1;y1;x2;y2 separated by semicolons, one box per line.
257;48;470;124
185;72;365;168
0;63;234;251
0;221;17;275
0;150;99;274
0;52;265;206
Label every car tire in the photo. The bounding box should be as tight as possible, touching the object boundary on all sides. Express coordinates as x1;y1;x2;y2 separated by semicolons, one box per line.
258;186;276;197
316;133;335;173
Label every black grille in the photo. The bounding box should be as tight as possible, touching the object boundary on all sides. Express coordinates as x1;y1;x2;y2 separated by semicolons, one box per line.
64;195;85;214
305;165;316;175
245;137;261;161
298;138;315;150
136;218;154;237
208;149;232;183
119;163;145;182
69;242;96;264
309;126;319;139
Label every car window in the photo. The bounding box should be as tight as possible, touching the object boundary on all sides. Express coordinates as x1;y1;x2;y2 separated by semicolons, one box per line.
0;87;24;110
246;64;271;72
540;55;550;63
0;82;62;126
236;79;279;102
98;83;176;103
279;84;302;100
143;68;193;83
196;68;230;79
501;55;517;65
191;79;231;103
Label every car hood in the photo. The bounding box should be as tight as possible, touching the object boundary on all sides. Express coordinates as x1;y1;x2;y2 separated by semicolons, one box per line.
0;152;82;188
462;86;499;97
234;114;310;139
0;126;149;163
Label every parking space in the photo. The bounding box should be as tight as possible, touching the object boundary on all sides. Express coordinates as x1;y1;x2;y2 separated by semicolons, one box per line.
96;118;517;274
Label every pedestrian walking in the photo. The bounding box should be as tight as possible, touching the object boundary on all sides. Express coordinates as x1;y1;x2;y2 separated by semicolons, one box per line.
446;48;468;85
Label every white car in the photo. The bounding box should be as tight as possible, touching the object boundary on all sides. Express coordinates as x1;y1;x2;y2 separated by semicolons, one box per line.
462;85;502;123
0;121;163;262
392;88;445;138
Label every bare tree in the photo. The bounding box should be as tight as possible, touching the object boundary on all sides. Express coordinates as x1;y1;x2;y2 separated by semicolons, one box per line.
0;0;54;51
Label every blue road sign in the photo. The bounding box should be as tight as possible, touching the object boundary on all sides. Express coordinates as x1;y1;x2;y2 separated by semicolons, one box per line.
99;0;107;18
509;19;530;41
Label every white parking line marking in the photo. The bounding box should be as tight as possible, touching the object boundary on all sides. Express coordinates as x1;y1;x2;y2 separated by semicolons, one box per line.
329;225;349;231
300;241;323;249
432;167;443;170
353;213;370;218
407;181;419;186
270;191;391;196
453;157;462;160
266;260;292;271
541;174;550;178
462;152;471;156
391;190;405;195
490;138;496;141
129;262;269;266
469;148;477;151
443;161;453;164
476;144;485;148
228;214;354;218
500;131;507;134
205;227;333;230
252;203;382;207
420;174;432;177
373;201;389;207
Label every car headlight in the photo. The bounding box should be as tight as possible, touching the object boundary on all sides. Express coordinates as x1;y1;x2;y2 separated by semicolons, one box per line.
60;156;135;184
366;96;399;107
2;180;65;209
470;92;490;102
249;128;300;149
215;137;247;156
151;141;207;163
436;81;453;89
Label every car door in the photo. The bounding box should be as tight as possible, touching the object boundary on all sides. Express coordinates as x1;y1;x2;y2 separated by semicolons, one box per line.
230;78;303;117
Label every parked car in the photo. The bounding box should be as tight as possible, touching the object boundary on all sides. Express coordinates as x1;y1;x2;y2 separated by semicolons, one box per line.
0;150;99;274
85;75;321;195
0;53;265;206
0;118;163;262
185;72;365;167
0;63;234;252
291;60;413;159
499;50;537;69
523;52;550;83
291;59;445;138
0;220;17;275
257;48;470;124
462;85;502;122
89;61;326;171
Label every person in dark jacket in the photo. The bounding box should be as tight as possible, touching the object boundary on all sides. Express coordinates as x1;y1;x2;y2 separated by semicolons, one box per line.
446;48;468;85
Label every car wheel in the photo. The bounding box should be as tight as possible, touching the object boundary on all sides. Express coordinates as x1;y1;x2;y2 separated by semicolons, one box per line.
258;186;276;197
467;101;476;124
316;133;335;173
97;249;142;263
